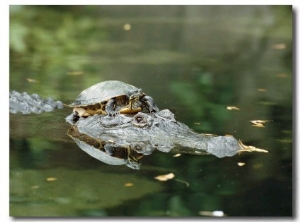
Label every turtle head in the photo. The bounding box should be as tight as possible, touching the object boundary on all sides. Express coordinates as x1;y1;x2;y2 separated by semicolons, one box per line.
128;88;143;101
128;89;143;110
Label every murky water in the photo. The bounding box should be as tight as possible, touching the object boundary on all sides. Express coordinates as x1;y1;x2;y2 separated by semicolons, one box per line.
9;5;292;217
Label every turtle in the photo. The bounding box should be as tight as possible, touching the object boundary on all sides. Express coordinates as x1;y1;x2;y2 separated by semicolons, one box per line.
69;80;159;120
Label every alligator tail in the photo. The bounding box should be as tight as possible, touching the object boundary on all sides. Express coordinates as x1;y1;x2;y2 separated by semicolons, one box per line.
9;91;64;114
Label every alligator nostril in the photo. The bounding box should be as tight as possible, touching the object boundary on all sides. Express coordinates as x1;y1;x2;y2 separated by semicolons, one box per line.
135;116;143;123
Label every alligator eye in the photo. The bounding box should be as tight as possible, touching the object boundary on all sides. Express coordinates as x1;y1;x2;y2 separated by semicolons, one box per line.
135;115;144;123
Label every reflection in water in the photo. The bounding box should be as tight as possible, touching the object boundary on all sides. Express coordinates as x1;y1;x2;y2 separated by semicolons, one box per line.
66;109;268;169
67;126;144;170
9;5;292;217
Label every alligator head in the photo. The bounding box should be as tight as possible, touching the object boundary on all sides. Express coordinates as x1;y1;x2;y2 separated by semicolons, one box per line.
66;109;268;169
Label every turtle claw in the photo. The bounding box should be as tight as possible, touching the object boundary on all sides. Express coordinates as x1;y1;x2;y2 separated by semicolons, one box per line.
150;106;159;113
141;95;159;113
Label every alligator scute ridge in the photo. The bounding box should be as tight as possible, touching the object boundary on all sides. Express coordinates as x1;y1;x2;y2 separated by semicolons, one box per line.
9;91;63;114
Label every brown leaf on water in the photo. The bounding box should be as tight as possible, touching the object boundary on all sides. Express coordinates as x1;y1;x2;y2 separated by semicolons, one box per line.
46;177;57;182
154;173;175;182
237;162;246;166
27;78;39;83
272;43;286;49
173;153;181;157
257;88;267;92
123;23;131;31
250;120;272;127
226;106;240;111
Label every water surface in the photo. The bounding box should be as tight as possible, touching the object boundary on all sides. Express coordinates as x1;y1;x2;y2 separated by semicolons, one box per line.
9;5;293;217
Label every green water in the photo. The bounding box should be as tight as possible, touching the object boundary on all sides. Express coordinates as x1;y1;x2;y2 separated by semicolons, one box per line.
9;5;293;217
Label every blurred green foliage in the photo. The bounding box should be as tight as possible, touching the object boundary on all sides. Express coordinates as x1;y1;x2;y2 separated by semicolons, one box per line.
10;6;106;67
10;6;107;99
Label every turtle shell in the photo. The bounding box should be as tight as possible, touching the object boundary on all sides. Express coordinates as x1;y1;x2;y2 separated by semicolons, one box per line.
70;80;141;107
69;80;145;117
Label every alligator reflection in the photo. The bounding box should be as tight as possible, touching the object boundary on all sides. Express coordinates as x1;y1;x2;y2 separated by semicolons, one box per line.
67;126;144;169
66;109;268;170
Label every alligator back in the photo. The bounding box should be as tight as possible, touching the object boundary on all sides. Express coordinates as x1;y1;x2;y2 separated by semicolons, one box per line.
9;91;64;114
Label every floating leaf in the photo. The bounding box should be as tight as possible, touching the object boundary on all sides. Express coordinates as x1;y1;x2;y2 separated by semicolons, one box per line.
250;120;272;127
154;173;175;182
257;88;267;92
46;177;57;182
27;78;39;83
123;23;131;31
226;106;240;111
124;183;134;187
173;153;181;157
237;162;246;166
272;43;286;49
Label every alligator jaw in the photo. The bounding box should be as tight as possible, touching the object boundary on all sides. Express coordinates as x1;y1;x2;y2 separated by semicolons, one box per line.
66;110;269;159
237;140;269;153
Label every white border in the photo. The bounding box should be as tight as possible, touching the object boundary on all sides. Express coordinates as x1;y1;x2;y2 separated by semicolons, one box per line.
3;2;297;222
3;2;9;222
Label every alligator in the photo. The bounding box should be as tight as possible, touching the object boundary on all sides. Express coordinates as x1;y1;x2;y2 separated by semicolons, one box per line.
9;90;268;169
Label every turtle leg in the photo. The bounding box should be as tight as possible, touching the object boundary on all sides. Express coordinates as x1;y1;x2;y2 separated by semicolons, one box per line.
72;111;80;123
140;95;159;113
106;98;119;117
